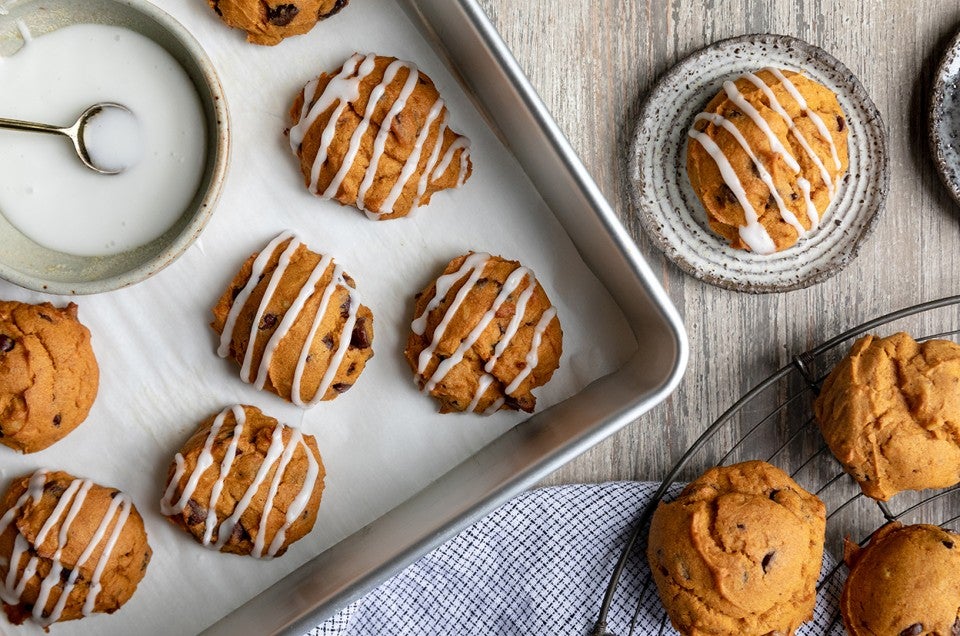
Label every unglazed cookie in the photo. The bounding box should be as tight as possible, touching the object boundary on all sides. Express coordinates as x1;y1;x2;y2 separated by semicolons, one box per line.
288;53;472;220
687;68;849;253
212;231;374;406
207;0;349;46
841;523;960;636
0;301;99;454
160;405;324;558
814;332;960;500
0;469;151;628
405;253;562;414
646;461;826;636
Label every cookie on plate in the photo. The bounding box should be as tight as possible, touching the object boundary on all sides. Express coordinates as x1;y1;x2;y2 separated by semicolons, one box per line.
405;252;562;414
288;53;472;220
646;460;826;636
841;522;960;636
0;469;151;628
0;301;99;454
687;68;849;253
207;0;349;46
814;332;960;500
212;231;374;407
160;405;324;558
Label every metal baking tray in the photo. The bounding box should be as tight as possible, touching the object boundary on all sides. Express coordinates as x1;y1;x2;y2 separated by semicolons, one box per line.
204;1;687;633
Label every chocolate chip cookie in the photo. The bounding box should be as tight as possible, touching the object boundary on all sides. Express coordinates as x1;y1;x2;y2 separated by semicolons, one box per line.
405;252;562;414
207;0;349;46
646;460;826;635
0;301;99;454
212;232;374;406
288;53;472;220
814;332;960;500
841;522;960;636
0;469;151;628
160;404;325;558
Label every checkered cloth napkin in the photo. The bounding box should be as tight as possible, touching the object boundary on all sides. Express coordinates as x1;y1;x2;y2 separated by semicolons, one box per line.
309;482;846;635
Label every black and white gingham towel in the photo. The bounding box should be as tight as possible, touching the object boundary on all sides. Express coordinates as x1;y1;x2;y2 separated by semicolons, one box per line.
309;482;845;635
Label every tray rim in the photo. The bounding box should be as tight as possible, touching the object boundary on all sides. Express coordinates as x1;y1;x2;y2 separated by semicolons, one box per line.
203;1;688;634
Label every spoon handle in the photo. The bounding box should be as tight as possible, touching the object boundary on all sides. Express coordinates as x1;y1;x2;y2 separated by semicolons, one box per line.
0;116;66;136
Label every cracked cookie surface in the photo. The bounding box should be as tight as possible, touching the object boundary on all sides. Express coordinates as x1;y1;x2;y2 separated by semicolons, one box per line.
212;232;374;406
814;332;960;500
287;53;472;220
646;460;826;635
841;522;960;636
0;301;99;454
404;252;562;414
0;469;151;627
160;405;325;558
206;0;349;46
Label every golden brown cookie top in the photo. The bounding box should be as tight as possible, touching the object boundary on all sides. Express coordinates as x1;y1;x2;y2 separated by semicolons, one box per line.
207;0;349;46
646;460;826;636
212;232;374;406
687;68;849;253
0;301;99;454
288;53;472;220
814;332;960;500
160;405;325;558
404;252;562;414
841;522;960;636
0;469;151;627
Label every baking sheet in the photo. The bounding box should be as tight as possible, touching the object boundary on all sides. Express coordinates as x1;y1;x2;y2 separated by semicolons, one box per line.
0;1;636;634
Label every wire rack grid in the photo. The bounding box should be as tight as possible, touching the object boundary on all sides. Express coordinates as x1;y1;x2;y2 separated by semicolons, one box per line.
590;294;960;636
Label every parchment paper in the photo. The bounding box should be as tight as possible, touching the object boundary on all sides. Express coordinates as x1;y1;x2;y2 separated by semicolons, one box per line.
0;1;636;633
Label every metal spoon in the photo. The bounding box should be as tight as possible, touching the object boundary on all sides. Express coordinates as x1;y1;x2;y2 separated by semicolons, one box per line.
0;102;133;175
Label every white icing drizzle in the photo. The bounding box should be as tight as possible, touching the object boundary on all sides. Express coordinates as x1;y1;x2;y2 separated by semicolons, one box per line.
766;67;842;170
381;97;445;215
430;137;471;183
688;128;777;254
358;62;420;216
412;256;557;410
415;113;450;205
217;232;360;408
161;406;320;559
504;307;558;395
690;69;845;248
0;470;134;627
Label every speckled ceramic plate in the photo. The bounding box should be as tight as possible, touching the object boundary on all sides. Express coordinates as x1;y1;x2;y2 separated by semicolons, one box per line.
931;28;960;209
629;33;888;293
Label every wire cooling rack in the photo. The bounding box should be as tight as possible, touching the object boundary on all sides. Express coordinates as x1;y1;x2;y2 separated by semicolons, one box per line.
590;294;960;636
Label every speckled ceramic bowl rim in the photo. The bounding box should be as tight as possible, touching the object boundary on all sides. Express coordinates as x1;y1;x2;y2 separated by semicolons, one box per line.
0;0;229;295
930;27;960;209
629;33;889;293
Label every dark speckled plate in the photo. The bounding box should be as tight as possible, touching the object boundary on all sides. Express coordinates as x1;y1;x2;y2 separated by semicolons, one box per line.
629;33;888;293
931;28;960;209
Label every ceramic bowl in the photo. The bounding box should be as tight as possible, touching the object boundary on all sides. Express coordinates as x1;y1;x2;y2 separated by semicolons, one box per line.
629;33;888;293
0;0;229;294
931;27;960;209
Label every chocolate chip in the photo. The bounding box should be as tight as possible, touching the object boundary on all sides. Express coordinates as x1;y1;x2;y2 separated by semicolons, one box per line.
38;313;53;322
789;192;799;201
44;482;66;498
952;617;960;636
52;414;61;427
720;183;738;205
769;489;780;500
322;334;335;350
766;194;777;209
504;395;524;410
340;297;351;319
729;109;741;118
837;115;845;131
347;362;357;375
332;382;352;393
0;335;14;352
899;624;922;636
231;286;242;301
265;3;299;26
736;523;745;530
186;499;207;526
259;313;277;330
231;523;250;542
350;317;371;349
212;0;222;15
322;0;349;18
761;551;775;573
59;567;73;582
945;540;955;549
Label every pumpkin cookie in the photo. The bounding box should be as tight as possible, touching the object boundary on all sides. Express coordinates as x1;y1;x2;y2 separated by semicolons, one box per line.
646;460;826;635
207;0;349;46
0;301;99;453
212;232;374;406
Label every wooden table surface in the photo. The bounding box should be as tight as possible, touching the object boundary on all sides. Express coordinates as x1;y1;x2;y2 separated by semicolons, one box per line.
471;0;960;486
